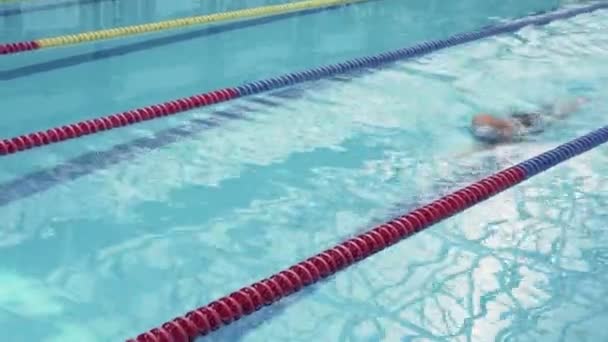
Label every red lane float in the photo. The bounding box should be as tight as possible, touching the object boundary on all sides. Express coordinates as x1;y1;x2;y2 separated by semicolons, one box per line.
0;41;39;55
2;3;606;157
128;166;526;342
0;88;237;155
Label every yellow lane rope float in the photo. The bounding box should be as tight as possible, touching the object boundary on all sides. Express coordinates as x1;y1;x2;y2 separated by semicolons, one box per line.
0;0;370;55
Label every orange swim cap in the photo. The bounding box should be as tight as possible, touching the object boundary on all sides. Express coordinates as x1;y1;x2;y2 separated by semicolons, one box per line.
472;113;499;126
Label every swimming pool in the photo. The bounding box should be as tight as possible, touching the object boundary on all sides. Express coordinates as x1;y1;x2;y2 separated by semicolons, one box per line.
1;0;608;341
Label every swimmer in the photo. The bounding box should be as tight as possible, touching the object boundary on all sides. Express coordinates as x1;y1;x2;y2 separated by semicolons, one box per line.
470;97;589;144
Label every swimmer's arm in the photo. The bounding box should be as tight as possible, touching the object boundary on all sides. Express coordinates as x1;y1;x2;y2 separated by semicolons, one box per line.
544;97;590;119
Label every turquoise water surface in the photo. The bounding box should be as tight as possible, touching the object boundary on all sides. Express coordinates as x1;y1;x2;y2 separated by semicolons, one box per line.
1;0;608;341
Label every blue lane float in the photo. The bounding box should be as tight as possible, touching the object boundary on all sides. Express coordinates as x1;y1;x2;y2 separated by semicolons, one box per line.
2;2;606;156
234;2;608;96
518;126;608;177
128;125;608;342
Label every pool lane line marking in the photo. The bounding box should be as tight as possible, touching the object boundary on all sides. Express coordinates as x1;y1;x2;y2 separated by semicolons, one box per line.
0;0;371;55
0;87;309;207
1;2;606;157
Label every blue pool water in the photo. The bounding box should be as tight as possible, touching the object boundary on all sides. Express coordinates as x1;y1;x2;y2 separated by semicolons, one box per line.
1;0;608;341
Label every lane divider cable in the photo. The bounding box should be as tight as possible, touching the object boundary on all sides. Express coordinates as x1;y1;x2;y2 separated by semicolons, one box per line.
1;3;606;157
0;0;370;55
126;125;608;342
